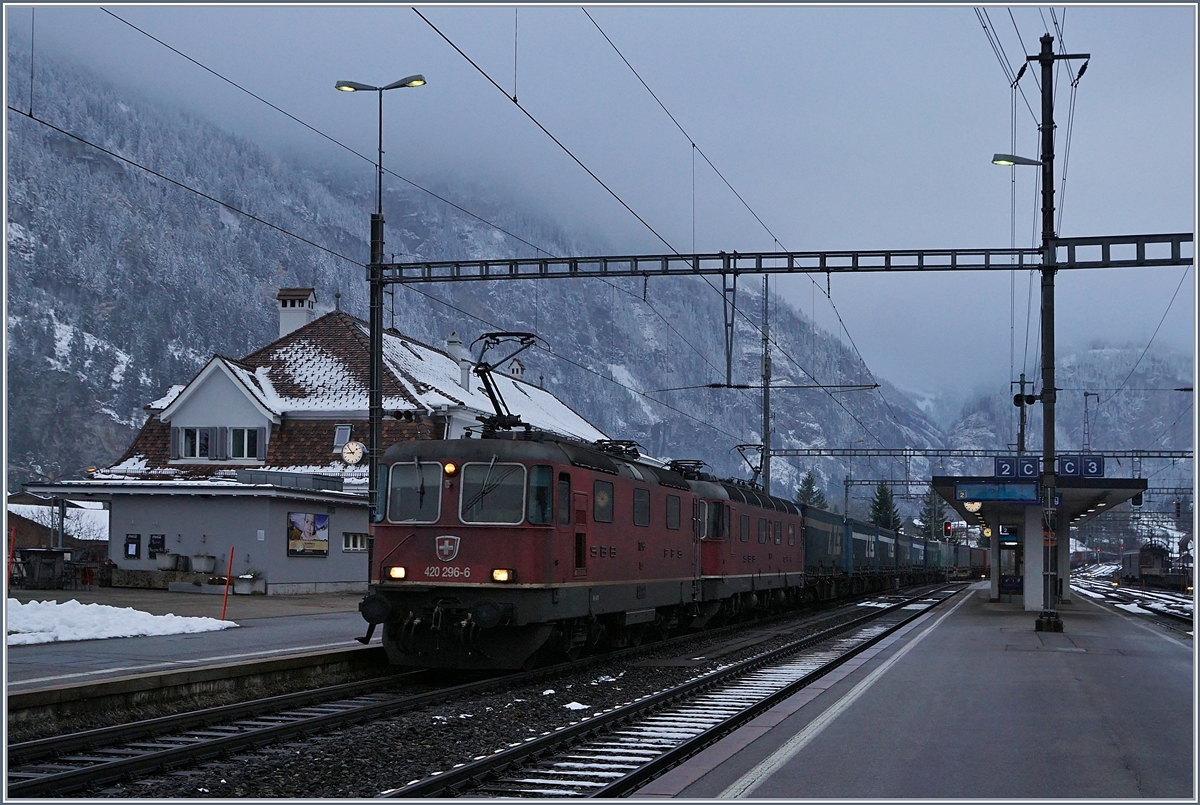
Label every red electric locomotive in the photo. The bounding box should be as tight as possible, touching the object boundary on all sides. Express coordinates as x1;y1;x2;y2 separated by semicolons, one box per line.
358;433;808;670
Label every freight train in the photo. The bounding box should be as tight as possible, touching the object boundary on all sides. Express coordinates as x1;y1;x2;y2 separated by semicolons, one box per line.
358;431;986;669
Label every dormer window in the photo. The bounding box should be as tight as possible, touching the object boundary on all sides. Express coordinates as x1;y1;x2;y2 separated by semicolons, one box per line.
181;428;210;458
231;428;259;459
333;424;352;452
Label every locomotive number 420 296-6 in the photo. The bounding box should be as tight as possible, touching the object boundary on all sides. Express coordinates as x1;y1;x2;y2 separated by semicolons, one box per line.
424;565;471;579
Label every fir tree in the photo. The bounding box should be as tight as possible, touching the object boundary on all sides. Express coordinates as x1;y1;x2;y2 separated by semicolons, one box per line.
919;486;948;541
794;471;828;509
868;481;902;530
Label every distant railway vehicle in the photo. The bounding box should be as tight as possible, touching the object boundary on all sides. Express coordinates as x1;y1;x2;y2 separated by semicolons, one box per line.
1121;540;1192;591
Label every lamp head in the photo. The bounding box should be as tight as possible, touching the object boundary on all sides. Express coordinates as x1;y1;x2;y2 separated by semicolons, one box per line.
335;80;375;92
992;153;1042;167
384;74;427;90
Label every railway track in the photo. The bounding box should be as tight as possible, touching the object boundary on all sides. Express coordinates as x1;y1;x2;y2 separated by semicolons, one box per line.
1072;572;1193;627
6;588;907;797
382;583;965;798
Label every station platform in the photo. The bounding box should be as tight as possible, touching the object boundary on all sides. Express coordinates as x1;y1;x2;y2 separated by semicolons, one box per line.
638;582;1194;799
5;588;366;691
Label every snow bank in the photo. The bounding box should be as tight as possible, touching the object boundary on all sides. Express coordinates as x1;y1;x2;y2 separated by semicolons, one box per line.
6;599;238;646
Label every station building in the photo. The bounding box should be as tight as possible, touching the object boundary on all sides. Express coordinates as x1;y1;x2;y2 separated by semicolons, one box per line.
25;289;606;594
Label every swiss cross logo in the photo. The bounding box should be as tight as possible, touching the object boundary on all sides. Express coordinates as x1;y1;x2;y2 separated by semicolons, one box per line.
436;536;460;562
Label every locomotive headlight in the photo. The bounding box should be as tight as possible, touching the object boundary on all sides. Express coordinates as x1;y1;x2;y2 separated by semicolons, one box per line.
386;566;407;580
492;568;515;583
443;462;459;477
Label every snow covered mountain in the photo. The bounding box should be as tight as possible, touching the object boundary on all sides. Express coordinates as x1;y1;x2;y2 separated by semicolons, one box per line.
6;42;1192;520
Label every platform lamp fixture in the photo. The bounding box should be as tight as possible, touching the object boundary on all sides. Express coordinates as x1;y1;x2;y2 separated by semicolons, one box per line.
991;34;1088;632
335;74;426;524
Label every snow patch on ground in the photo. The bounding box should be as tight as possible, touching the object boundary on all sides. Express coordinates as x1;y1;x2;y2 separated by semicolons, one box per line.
6;599;238;645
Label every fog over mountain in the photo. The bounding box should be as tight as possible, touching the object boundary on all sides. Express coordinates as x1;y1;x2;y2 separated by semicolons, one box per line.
6;43;1192;518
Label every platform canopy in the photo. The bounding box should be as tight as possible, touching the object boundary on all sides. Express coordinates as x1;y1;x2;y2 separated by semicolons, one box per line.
931;476;1148;532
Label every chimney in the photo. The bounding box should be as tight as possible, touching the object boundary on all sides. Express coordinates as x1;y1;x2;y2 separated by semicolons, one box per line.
448;332;472;389
277;288;317;338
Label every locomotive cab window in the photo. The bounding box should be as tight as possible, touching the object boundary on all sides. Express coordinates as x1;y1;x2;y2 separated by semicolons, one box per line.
666;495;681;530
633;488;650;527
697;501;707;538
461;462;526;524
527;465;554;525
387;461;443;523
593;480;614;523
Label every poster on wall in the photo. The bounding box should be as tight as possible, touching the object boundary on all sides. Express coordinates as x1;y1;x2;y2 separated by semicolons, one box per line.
287;512;329;557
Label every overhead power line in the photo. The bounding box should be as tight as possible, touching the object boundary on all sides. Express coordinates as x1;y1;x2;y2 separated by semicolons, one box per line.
8;106;363;267
99;7;736;405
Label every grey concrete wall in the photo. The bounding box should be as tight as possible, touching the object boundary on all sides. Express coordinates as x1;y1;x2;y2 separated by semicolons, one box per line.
109;494;368;594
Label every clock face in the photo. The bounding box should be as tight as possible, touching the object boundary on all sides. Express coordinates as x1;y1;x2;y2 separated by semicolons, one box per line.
341;440;365;465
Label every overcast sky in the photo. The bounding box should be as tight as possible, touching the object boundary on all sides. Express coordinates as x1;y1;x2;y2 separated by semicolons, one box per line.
7;4;1196;397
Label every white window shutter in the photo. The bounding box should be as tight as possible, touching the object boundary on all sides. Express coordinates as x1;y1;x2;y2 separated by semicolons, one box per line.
256;426;267;460
170;427;180;459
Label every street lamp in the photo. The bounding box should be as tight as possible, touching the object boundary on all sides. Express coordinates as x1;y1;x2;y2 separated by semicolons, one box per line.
336;74;426;526
991;33;1088;632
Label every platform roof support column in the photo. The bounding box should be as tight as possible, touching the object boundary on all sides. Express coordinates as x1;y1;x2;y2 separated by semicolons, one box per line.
1023;506;1044;612
988;512;1002;602
1058;530;1072;604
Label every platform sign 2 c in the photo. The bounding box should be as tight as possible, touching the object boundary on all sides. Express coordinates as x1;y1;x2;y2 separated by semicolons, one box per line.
1081;455;1104;478
995;457;1017;478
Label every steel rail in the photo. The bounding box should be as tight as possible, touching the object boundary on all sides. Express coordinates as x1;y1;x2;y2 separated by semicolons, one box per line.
7;593;888;797
7;670;427;766
382;584;964;798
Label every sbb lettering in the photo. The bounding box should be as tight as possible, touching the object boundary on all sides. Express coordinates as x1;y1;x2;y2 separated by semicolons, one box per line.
663;548;685;559
589;545;617;558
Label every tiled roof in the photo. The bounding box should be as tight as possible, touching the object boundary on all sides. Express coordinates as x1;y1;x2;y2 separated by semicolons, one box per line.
102;310;605;480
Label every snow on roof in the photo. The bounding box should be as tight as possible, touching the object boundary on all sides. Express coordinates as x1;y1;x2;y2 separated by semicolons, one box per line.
373;323;606;442
147;384;185;410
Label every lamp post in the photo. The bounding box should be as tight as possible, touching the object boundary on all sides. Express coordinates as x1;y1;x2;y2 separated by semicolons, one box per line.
335;74;425;525
993;34;1087;632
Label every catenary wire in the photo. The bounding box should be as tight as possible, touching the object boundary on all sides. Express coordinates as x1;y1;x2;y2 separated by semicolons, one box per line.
418;7;887;449
99;7;731;397
8;106;364;267
1101;267;1193;404
582;8;895;445
99;7;547;261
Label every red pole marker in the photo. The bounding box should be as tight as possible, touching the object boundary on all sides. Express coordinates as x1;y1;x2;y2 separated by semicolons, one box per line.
220;545;235;621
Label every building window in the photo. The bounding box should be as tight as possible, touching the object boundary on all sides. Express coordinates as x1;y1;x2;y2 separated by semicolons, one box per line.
633;488;650;527
332;425;352;452
231;428;259;459
181;428;209;458
124;534;141;559
343;532;369;552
